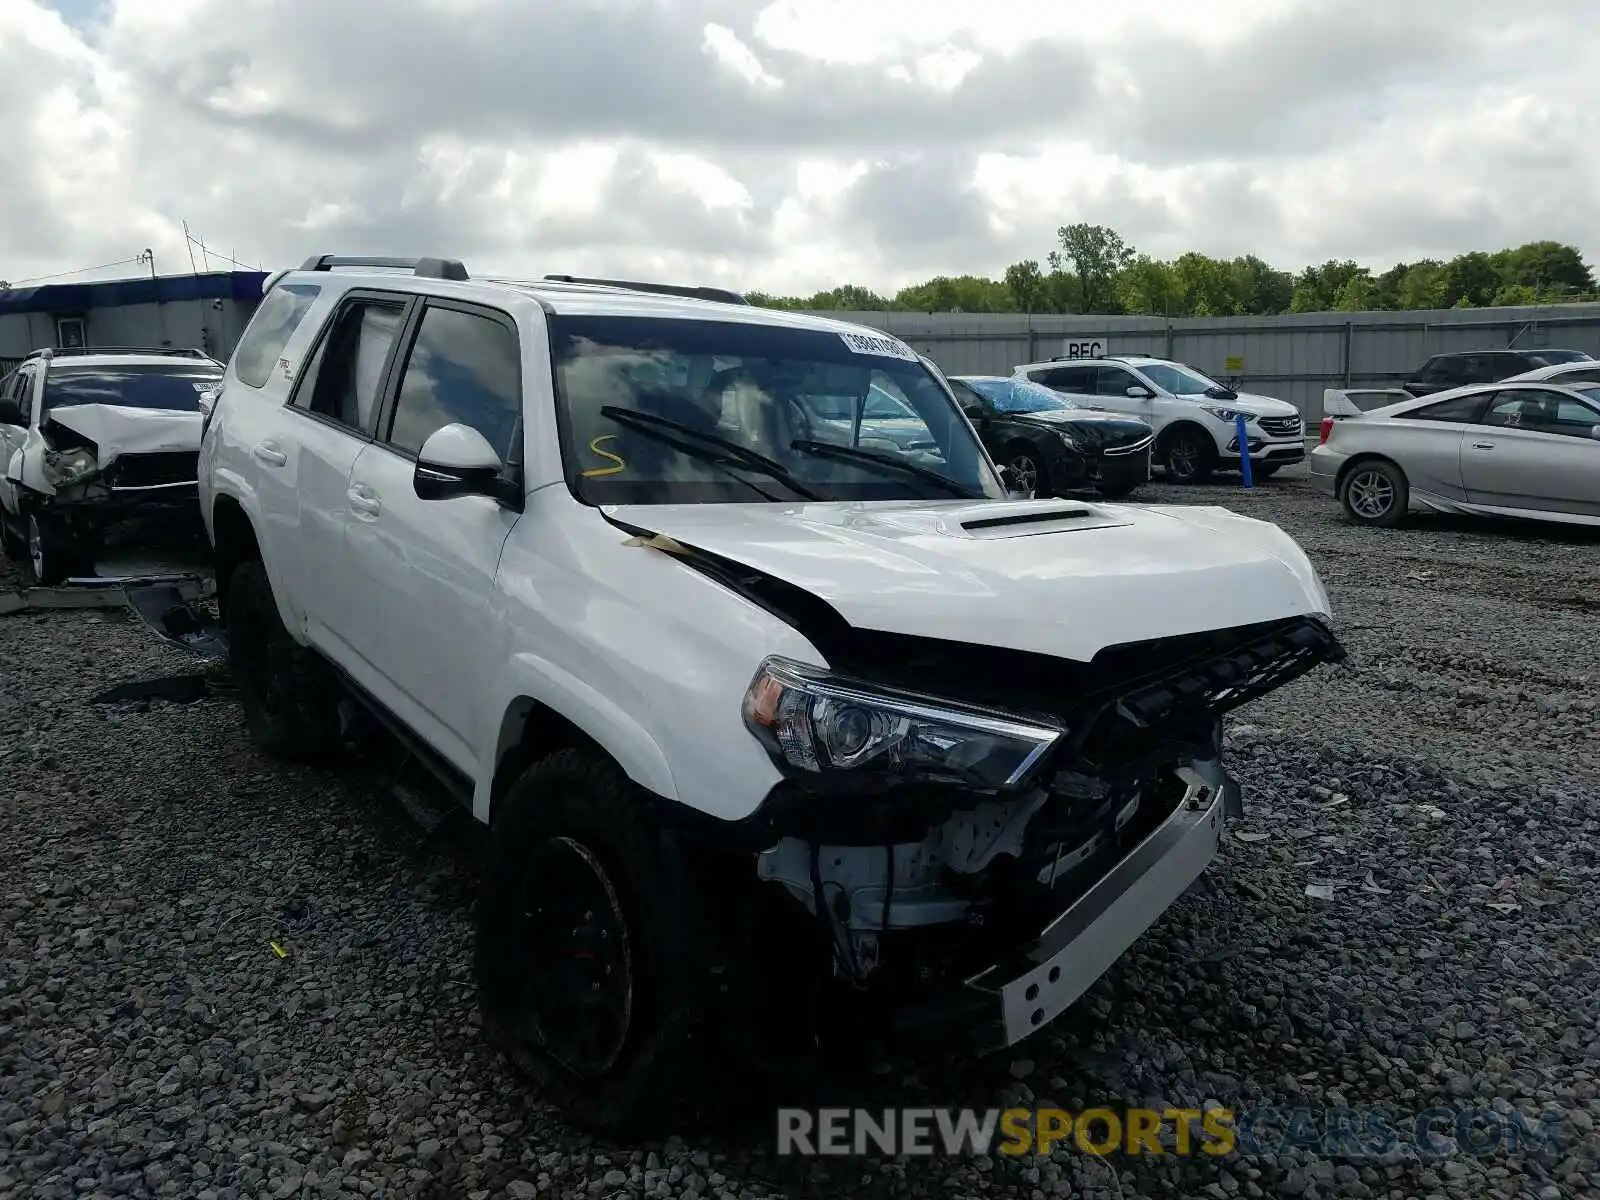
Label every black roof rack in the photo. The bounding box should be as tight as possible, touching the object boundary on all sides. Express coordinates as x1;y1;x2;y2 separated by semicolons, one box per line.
541;274;747;306
25;346;216;361
299;255;469;281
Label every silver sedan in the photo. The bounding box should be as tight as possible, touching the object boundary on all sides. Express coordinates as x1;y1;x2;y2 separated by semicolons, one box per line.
1310;380;1600;528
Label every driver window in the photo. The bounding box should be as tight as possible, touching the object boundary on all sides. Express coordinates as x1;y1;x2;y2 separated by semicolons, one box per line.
1094;367;1136;395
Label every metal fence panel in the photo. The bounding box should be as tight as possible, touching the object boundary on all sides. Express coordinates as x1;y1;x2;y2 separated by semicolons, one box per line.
813;303;1600;419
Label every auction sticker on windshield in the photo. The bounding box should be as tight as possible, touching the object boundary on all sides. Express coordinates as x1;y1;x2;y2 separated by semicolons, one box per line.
840;332;920;361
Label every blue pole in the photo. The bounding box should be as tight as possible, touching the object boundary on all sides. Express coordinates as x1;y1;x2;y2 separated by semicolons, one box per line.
1235;413;1254;488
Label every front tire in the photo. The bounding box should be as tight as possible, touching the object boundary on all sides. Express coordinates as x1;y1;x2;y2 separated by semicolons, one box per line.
225;561;344;759
25;513;88;585
1163;428;1215;484
1005;445;1050;497
1340;459;1409;527
477;750;755;1137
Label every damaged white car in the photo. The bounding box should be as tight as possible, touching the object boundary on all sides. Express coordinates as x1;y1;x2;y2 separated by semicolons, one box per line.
0;347;222;583
199;257;1346;1135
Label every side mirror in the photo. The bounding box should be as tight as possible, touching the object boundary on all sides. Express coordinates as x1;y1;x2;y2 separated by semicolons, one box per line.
0;398;22;426
1126;386;1152;399
414;423;521;507
196;384;221;418
962;403;987;421
1590;424;1600;441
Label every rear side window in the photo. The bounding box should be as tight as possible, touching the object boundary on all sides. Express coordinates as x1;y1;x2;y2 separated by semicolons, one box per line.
233;284;322;389
385;304;522;461
1410;391;1490;423
291;299;406;432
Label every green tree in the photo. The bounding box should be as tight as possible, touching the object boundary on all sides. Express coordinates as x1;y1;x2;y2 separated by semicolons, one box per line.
1444;252;1499;308
1231;255;1294;315
1002;260;1050;312
1394;260;1448;310
1050;223;1134;314
1493;240;1593;295
1116;255;1183;316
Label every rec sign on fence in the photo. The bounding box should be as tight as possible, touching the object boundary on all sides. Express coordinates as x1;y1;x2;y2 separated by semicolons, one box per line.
1061;339;1108;358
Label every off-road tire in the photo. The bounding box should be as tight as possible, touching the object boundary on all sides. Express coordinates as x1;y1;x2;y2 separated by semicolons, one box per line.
476;749;799;1137
225;561;344;759
1162;427;1215;484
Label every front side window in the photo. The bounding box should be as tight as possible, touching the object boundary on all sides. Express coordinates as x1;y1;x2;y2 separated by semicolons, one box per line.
292;299;405;432
1135;362;1220;396
1483;389;1600;438
233;284;322;389
551;315;1003;505
1093;366;1139;396
386;305;522;461
961;378;1081;414
41;363;223;414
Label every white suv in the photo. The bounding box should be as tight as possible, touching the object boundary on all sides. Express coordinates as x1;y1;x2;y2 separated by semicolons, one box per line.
1014;355;1305;483
200;255;1344;1134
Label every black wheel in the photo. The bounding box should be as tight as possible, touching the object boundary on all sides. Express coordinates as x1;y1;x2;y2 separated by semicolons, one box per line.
1163;428;1215;484
25;513;88;585
1005;445;1050;497
225;560;344;758
0;506;24;561
477;749;777;1136
1340;459;1408;528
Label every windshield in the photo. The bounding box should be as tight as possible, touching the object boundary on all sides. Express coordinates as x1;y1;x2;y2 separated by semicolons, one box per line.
958;377;1082;414
1136;362;1223;396
42;364;221;413
551;315;1004;504
1529;350;1592;365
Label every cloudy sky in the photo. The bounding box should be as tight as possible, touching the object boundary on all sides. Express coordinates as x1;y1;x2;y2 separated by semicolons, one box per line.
3;0;1596;296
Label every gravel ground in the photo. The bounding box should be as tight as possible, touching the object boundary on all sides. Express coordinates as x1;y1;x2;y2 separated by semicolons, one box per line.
2;471;1597;1200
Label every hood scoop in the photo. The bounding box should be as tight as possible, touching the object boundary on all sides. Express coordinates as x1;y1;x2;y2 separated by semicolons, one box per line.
958;502;1125;538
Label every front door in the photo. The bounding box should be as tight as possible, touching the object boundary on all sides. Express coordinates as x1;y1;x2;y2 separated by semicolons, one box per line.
342;299;525;773
1462;389;1600;517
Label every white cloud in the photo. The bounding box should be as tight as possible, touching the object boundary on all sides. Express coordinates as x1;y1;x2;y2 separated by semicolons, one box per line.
3;0;1598;297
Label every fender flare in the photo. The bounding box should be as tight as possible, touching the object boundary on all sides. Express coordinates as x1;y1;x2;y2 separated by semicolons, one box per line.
478;653;679;822
207;473;302;635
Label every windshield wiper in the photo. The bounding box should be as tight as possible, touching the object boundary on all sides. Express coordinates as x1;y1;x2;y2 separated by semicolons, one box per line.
789;439;981;498
599;406;825;501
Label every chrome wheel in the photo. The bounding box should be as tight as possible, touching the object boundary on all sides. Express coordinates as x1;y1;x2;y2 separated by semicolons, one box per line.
1007;453;1039;494
1346;469;1395;519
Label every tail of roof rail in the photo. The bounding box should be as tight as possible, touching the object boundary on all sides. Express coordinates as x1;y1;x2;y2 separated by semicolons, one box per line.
25;346;215;361
298;255;469;281
539;274;748;305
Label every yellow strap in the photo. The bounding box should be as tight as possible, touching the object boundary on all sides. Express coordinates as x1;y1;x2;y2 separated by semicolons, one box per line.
582;435;627;477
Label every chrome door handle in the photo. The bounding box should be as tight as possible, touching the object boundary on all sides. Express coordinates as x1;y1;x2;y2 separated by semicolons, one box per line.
252;443;288;467
1470;441;1495;450
346;488;382;517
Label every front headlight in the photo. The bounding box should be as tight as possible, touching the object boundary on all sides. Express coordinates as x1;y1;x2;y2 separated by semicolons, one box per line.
42;447;98;487
1200;406;1246;423
742;656;1062;789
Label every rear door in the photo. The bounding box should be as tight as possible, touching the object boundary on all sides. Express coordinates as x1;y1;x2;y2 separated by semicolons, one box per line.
1461;389;1600;517
276;291;413;665
342;298;525;772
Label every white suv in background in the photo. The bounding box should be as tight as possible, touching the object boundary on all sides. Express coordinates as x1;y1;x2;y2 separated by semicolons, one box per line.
1013;355;1305;484
198;255;1343;1135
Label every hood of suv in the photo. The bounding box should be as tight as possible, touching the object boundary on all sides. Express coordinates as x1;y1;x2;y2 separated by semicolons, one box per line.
46;404;201;464
606;498;1330;662
1010;409;1153;449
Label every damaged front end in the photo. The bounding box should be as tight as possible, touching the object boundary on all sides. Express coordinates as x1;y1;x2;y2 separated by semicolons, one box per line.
739;614;1345;1049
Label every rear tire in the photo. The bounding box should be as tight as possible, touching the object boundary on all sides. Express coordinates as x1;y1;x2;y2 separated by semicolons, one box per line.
225;560;344;759
1340;459;1408;528
476;749;783;1137
1163;428;1215;484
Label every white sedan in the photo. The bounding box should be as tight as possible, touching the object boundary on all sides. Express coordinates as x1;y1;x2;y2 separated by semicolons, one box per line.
1310;379;1600;528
